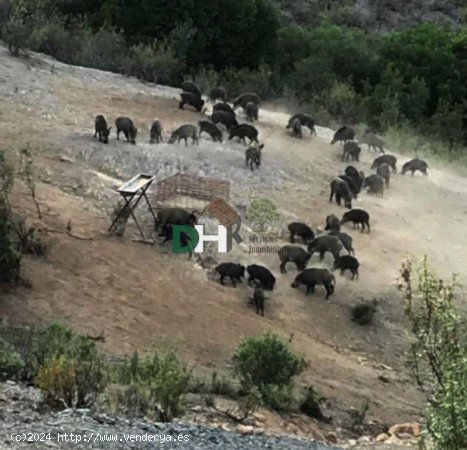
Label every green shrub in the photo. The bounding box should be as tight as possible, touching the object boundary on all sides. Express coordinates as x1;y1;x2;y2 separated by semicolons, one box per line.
261;384;296;411
0;338;24;379
300;386;324;419
209;371;238;398
112;350;191;421
231;332;307;411
125;41;183;86
1;10;31;56
0;323;38;380
74;26;127;73
36;355;105;408
236;385;262;419
349;398;369;432
287;54;334;100
0;149;15;195
0;322;101;382
245;198;280;232
322;81;363;124
351;302;377;326
0;199;21;285
193;67;220;97
0;322;106;407
400;257;467;450
29;15;76;63
194;65;278;101
35;322;99;366
218;65;277;101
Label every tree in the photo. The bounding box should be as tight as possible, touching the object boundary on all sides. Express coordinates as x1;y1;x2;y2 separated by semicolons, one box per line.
100;0;278;71
380;24;461;116
399;257;467;450
276;26;311;76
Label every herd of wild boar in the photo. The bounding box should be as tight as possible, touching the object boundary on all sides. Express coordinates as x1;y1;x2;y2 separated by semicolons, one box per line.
95;81;430;318
94;81;264;171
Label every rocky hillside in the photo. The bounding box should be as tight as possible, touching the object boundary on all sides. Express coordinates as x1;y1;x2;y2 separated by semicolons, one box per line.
275;0;465;31
2;44;465;450
0;381;418;450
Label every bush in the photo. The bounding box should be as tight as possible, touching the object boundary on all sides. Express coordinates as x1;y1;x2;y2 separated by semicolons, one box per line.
261;384;296;412
322;81;363;125
14;224;50;256
349;398;369;432
399;257;467;450
193;67;220;97
236;385;262;419
219;65;277;101
245;198;280;232
232;332;307;410
287;54;334;101
351;302;377;326
74;26;127;73
300;386;324;419
0;322;106;406
0;338;24;379
0;149;15;195
0;323;38;380
1;10;31;56
125;41;183;86
209;371;238;398
36;355;105;408
35;322;99;366
194;65;278;102
112;350;191;421
0;150;21;284
0;199;21;285
29;15;76;63
0;322;101;382
107;382;152;418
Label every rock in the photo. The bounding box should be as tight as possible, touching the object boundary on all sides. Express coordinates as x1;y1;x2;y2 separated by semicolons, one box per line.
253;413;267;423
357;356;368;365
378;374;391;383
385;434;403;445
376;363;394;371
60;155;74;163
237;424;254;435
398;432;416;440
220;423;231;432
357;435;372;443
326;432;339;444
389;422;421;438
376;433;389;442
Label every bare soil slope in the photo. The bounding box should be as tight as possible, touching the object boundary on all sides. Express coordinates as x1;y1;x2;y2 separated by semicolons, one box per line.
2;46;466;432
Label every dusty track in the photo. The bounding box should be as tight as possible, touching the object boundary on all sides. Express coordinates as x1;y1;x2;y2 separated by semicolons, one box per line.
2;46;466;431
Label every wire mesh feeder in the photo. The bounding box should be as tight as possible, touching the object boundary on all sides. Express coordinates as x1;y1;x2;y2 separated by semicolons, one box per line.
205;197;240;228
152;173;230;211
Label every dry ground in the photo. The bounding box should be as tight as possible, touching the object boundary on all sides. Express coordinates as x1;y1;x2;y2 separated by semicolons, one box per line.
2;45;467;438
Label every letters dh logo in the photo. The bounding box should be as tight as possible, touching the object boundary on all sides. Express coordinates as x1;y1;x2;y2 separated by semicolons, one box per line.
172;221;243;254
